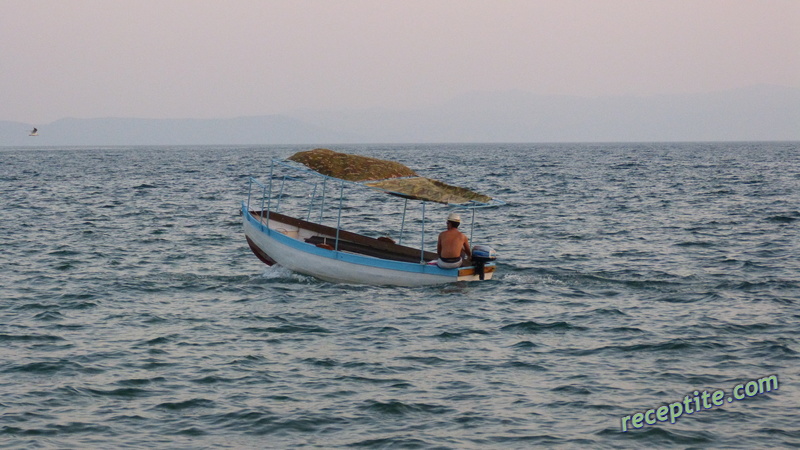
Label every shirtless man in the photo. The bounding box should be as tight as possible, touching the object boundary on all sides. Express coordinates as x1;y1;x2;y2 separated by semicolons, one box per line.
436;213;471;268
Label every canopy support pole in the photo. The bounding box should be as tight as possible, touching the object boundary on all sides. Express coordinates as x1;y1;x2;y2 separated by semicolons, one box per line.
470;207;476;243
246;177;252;212
275;175;287;213
335;180;344;251
317;177;327;224
306;183;318;221
264;161;274;226
399;198;408;245
420;201;426;264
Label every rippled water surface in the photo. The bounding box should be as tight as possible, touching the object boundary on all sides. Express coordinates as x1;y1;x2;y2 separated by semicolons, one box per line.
1;143;798;449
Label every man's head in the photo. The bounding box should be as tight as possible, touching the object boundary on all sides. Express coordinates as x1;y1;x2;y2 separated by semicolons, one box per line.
447;212;461;229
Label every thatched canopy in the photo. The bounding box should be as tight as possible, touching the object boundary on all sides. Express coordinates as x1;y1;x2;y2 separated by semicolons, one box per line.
365;177;492;204
287;148;491;205
288;148;417;181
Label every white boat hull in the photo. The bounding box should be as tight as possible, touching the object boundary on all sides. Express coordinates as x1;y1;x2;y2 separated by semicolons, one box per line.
242;205;494;286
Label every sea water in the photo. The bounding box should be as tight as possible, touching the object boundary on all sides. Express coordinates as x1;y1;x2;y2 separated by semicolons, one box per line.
0;142;798;448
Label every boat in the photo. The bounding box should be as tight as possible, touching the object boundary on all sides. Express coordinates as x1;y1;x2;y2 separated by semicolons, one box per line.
29;127;38;136
241;149;503;286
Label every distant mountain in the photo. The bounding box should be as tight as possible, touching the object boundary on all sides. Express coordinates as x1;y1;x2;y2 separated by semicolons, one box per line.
1;85;798;146
293;84;800;143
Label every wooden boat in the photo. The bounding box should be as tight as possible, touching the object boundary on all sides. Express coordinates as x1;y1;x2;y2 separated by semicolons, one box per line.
242;149;502;286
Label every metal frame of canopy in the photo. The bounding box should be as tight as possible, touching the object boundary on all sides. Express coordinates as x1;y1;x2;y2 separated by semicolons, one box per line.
246;158;503;264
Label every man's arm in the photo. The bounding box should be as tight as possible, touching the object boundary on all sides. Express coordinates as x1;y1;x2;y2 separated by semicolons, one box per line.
462;235;471;259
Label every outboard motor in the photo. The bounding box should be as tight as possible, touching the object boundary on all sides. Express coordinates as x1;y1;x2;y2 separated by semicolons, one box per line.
471;245;497;280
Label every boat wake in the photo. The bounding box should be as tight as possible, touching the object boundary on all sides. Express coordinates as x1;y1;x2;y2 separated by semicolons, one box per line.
501;272;566;286
259;265;315;283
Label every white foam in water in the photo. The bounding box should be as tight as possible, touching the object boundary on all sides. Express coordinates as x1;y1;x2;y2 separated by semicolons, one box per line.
502;273;565;285
260;265;313;282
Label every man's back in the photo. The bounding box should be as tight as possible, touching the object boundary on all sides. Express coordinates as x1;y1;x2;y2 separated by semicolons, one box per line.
438;228;469;259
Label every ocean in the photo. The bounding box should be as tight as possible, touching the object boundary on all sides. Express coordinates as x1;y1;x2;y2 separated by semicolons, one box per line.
1;142;798;449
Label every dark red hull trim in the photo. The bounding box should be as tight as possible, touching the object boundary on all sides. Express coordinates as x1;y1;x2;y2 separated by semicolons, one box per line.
246;235;276;266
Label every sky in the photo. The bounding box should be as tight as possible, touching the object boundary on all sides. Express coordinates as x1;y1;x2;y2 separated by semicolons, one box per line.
2;0;799;124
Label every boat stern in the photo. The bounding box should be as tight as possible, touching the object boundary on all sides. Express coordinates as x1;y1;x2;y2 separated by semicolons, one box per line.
457;263;496;281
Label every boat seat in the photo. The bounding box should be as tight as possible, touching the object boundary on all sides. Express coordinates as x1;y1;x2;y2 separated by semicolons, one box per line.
276;228;299;238
305;236;434;263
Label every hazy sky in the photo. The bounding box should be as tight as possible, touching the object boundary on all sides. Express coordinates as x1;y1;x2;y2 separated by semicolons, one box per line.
2;0;798;123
